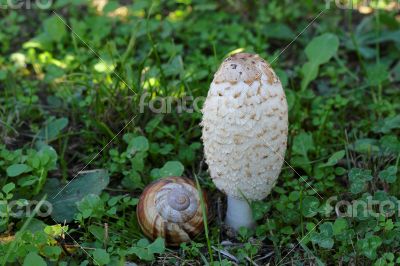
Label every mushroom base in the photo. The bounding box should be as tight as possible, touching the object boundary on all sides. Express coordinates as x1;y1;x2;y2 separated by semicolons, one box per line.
225;196;255;231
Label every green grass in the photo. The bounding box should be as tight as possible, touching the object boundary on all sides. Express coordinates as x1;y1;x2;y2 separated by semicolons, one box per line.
0;0;400;265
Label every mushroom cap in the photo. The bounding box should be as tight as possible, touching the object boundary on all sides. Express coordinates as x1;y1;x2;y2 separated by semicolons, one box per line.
201;53;288;201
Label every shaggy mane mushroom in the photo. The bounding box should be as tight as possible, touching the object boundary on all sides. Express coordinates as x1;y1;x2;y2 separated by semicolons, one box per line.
201;53;288;230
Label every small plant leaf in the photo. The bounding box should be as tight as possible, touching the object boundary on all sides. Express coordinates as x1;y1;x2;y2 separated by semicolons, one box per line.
356;235;382;260
379;166;397;183
6;164;31;177
77;194;104;219
301;61;319;90
333;218;348;235
2;182;15;194
44;169;109;222
147;237;165;254
321;150;345;167
348;168;373;194
152;161;185;180
301;196;320;217
93;249;110;265
292;132;314;157
37;117;68;141
310;222;334;249
43;15;67;42
23;252;46;266
305;33;339;64
128;136;149;154
366;63;389;86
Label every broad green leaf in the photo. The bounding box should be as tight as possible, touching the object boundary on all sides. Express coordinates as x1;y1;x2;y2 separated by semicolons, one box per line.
302;33;339;90
44;169;109;222
43;15;67;42
321;150;345;167
305;33;339;64
160;161;184;177
38;117;68;141
2;182;15;194
301;61;319;90
93;249;110;265
88;225;105;242
23;252;46;266
128;136;149;154
147;237;165;254
6;164;31;177
137;238;150;247
43;246;62;260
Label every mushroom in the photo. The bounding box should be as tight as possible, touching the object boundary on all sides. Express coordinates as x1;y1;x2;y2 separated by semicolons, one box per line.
201;53;288;230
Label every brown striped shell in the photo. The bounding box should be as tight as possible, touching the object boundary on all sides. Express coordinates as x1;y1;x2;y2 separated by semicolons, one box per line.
137;176;208;246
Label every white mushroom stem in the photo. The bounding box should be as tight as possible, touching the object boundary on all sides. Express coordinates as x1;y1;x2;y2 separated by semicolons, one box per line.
225;196;255;231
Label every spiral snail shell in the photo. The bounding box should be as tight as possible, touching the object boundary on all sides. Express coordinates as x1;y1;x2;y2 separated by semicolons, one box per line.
137;176;208;246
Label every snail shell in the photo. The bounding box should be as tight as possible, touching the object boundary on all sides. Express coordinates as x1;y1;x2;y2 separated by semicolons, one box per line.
137;176;208;246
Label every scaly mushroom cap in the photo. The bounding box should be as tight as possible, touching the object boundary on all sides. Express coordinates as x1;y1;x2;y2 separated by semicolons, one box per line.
201;53;288;201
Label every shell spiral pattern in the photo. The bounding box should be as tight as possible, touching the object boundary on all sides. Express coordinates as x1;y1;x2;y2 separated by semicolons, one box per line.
137;176;208;246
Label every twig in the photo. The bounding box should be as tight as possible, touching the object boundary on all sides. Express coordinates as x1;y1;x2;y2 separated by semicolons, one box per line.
254;251;274;262
211;246;239;264
103;223;109;249
245;256;259;266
